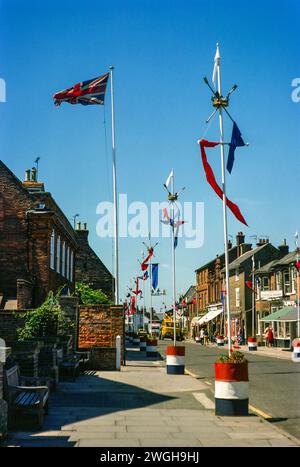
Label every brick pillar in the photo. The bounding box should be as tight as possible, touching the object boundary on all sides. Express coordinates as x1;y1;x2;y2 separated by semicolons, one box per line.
58;296;79;350
17;279;33;309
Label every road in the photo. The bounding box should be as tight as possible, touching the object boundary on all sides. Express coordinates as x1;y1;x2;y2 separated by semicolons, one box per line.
158;340;300;441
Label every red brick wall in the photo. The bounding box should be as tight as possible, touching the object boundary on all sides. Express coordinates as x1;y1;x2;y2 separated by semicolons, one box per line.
78;304;124;349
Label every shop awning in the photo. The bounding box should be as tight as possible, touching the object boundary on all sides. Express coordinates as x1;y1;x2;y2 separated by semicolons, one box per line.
260;306;295;322
271;308;298;322
198;307;223;325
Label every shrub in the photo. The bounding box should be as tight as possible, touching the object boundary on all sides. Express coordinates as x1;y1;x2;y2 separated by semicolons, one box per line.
74;282;111;305
216;351;246;364
17;290;71;341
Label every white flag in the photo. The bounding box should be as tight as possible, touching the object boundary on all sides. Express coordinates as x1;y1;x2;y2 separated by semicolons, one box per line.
295;231;299;239
212;44;220;89
165;170;173;189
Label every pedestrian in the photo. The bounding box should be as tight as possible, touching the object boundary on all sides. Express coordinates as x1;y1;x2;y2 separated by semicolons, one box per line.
200;327;204;346
267;326;274;347
264;326;269;347
203;328;209;347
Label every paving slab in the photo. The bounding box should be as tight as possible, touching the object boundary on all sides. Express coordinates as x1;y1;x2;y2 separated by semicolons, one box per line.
6;347;300;448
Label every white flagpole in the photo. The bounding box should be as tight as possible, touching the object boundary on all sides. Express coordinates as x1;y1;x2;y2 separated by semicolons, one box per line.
216;45;231;355
295;233;300;338
149;233;153;337
252;255;255;336
109;66;119;305
171;170;177;347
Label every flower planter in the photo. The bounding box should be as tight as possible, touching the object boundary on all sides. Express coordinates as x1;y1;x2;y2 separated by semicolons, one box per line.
292;339;300;363
216;335;224;347
166;346;185;375
146;338;157;357
132;333;140;346
247;337;257;351
215;361;249;416
139;337;147;351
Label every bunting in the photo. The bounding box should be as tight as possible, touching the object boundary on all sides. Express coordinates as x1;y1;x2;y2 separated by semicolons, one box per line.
198;139;248;226
141;247;154;271
227;122;246;174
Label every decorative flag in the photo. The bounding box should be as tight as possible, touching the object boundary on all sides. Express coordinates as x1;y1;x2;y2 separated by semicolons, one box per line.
198;140;248;226
220;289;226;307
130;296;136;315
141;247;154;271
165;170;174;190
133;278;142;296
295;231;299;247
181;298;187;307
227;122;246;174
255;277;261;285
138;271;149;281
162;207;185;248
212;44;220;89
152;264;159;290
246;281;256;294
295;260;300;272
192;296;197;305
53;73;109;106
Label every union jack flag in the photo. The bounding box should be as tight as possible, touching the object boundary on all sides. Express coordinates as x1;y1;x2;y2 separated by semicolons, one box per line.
53;72;109;106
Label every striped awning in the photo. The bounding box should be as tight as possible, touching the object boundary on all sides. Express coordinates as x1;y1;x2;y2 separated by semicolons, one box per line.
198;307;223;325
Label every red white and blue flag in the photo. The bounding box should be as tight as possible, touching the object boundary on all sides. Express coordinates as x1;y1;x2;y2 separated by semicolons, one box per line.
53;72;109;106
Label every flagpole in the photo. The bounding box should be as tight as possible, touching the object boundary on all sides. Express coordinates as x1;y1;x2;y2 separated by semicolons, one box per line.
149;233;153;337
252;255;255;337
171;171;177;347
143;272;146;331
109;66;119;305
295;234;300;338
216;45;231;355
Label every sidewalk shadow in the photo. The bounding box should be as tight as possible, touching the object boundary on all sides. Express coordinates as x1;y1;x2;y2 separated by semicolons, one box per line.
6;349;176;446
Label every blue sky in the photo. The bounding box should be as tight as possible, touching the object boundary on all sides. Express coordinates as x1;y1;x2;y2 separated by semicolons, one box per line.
0;0;299;309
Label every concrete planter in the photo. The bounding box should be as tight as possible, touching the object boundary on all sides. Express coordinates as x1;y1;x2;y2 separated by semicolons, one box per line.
139;337;146;351
146;338;157;357
215;361;249;416
292;339;300;363
216;335;224;347
166;345;185;375
247;337;257;351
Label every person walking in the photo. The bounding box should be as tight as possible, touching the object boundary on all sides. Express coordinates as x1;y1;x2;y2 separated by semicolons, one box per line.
267;326;274;347
203;328;209;347
200;327;205;346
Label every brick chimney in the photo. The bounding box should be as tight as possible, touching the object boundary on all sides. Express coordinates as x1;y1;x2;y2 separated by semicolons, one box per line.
278;239;289;257
236;232;245;246
22;168;44;193
256;238;269;247
76;221;89;243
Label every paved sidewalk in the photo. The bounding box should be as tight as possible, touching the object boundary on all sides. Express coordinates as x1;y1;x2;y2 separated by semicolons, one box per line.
5;346;300;447
187;339;294;360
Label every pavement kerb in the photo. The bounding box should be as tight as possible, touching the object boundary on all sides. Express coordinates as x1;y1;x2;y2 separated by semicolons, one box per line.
183;357;300;447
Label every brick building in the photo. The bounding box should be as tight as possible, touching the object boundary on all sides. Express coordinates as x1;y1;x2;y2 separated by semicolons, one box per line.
0;162;78;309
255;244;299;343
225;236;280;338
75;222;114;300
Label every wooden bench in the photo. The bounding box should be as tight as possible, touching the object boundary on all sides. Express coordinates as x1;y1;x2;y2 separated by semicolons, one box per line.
4;365;50;429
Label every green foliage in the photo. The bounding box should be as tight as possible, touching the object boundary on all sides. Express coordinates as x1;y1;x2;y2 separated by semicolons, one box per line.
17;291;70;341
74;282;111;305
216;351;246;364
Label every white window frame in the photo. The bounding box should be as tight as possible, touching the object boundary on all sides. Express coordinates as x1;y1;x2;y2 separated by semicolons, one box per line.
50;229;55;270
66;246;70;280
235;268;239;281
70;250;74;283
235;288;240;308
56;235;61;274
275;271;281;291
283;269;291;295
62;241;66;277
262;276;269;291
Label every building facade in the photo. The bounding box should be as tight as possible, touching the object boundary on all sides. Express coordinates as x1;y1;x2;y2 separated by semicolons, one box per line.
75;222;114;300
0;162;78;309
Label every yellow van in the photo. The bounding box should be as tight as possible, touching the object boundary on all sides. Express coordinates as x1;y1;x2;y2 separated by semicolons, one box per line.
160;316;183;341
